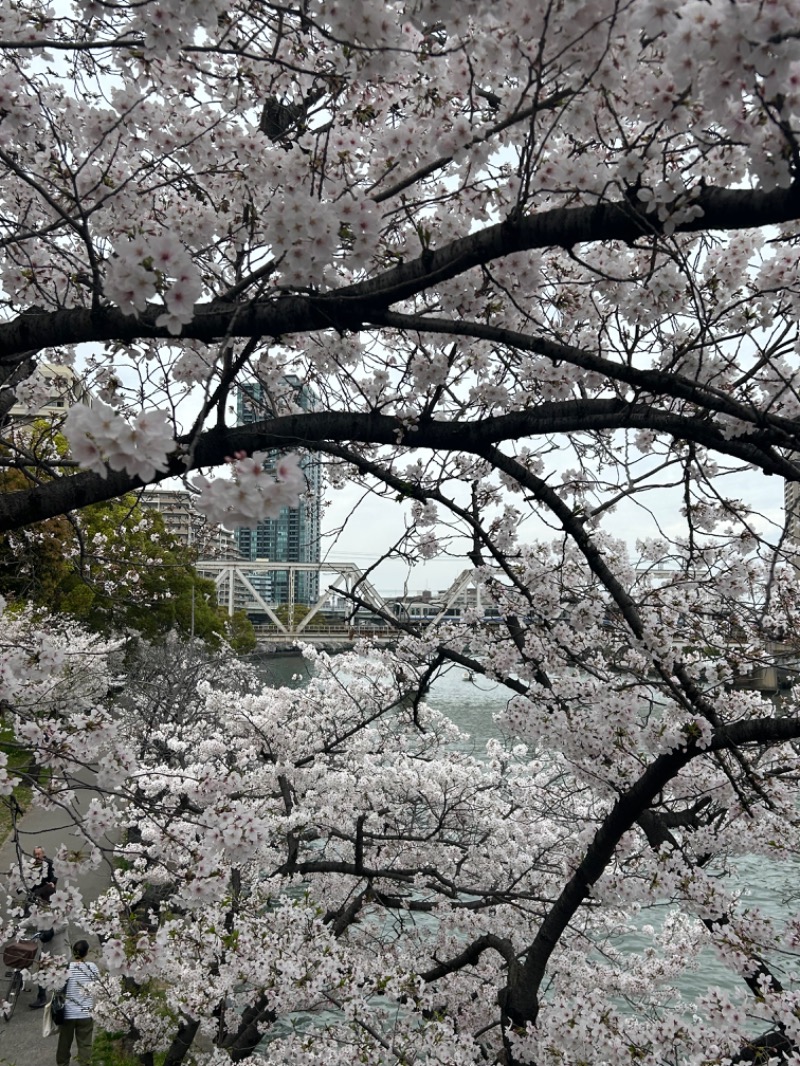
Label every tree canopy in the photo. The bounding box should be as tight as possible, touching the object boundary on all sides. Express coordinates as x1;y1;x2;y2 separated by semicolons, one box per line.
4;2;800;1065
3;0;800;534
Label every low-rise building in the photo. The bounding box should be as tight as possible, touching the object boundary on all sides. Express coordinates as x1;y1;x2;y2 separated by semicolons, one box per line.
5;363;91;422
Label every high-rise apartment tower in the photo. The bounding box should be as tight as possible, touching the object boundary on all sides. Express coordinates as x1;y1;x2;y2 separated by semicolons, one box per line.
235;378;321;606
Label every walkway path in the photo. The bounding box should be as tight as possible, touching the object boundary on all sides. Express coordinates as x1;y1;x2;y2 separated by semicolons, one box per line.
0;773;115;1066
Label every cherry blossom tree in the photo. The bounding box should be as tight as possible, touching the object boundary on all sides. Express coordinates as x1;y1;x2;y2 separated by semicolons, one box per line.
4;1;800;1064
5;579;800;1066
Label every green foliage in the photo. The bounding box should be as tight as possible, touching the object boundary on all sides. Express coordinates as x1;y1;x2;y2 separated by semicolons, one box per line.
225;609;257;652
271;602;313;627
91;1028;166;1066
0;463;226;644
0;740;33;842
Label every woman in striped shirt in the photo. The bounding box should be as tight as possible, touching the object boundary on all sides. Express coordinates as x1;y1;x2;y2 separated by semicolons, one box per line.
56;940;100;1066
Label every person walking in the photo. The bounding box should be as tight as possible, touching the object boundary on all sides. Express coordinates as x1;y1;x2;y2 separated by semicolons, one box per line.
29;844;58;1008
56;940;100;1066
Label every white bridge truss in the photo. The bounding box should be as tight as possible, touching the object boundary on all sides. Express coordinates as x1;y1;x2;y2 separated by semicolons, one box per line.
194;560;401;636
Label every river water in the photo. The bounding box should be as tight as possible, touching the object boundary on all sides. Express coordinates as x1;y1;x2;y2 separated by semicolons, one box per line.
255;652;799;1005
255;652;508;745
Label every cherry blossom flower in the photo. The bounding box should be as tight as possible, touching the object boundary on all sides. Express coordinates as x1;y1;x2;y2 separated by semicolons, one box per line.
64;401;174;482
192;450;305;527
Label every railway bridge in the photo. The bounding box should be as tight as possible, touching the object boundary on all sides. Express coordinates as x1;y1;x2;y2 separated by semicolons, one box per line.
193;561;485;644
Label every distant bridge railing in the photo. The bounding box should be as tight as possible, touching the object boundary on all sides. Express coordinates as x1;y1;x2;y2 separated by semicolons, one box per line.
251;623;399;643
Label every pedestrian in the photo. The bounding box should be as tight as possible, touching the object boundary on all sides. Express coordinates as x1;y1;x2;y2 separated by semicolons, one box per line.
56;940;100;1066
31;845;58;903
28;844;58;1008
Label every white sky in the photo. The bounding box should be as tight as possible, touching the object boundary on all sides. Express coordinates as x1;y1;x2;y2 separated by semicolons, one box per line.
318;453;787;596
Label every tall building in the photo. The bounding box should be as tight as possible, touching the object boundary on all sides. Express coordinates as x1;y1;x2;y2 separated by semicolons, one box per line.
236;378;322;605
786;480;800;542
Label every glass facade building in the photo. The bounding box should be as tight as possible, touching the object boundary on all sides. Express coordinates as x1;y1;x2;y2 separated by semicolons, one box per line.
235;379;321;606
787;478;800;544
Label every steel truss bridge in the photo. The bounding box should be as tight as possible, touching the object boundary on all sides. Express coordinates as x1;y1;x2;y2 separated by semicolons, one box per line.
196;563;800;686
194;561;483;643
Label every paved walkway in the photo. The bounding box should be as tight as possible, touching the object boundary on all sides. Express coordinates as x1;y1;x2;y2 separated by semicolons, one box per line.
0;773;114;1066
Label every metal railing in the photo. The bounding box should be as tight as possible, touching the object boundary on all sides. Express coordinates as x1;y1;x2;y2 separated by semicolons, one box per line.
251;623;398;641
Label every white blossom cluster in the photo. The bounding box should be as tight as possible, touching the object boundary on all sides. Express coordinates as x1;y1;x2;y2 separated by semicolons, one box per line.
11;368;62;414
192;451;304;528
64;399;174;482
104;233;203;335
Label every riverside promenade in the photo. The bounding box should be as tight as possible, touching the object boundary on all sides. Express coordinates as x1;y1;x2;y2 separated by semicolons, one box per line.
0;774;114;1066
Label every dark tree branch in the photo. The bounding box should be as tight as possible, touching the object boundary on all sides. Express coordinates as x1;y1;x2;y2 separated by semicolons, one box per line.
1;401;799;533
732;1028;795;1064
221;995;277;1062
161;1019;202;1066
3;184;800;362
323;888;368;937
0;352;37;421
500;715;800;1026
368;310;800;448
421;932;518;984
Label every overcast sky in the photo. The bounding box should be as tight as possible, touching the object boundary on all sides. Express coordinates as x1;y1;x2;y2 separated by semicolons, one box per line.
318;452;787;596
